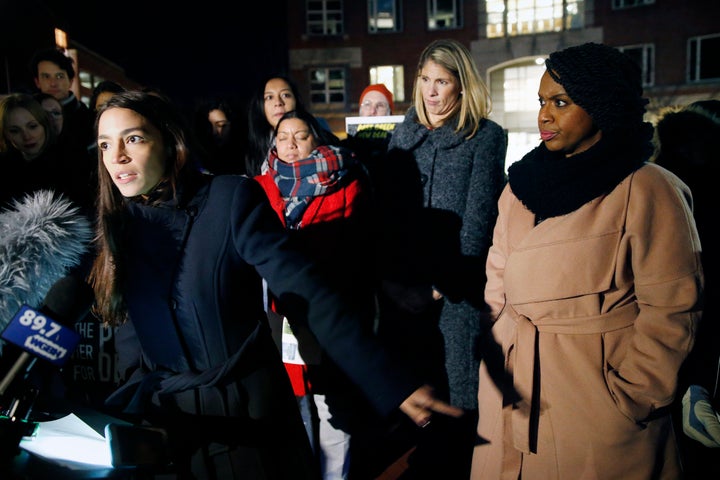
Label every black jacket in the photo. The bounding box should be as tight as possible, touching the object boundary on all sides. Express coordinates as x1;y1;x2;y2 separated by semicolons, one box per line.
106;173;420;477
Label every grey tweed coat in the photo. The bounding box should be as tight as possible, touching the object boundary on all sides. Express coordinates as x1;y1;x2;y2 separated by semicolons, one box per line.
385;106;507;408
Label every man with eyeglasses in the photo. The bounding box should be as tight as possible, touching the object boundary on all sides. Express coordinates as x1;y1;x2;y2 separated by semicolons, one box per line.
359;84;394;116
347;83;398;168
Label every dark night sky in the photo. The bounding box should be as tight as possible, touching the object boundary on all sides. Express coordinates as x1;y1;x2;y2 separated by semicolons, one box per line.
41;1;288;108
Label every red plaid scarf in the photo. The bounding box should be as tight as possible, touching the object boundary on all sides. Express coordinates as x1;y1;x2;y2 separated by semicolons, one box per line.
268;145;355;228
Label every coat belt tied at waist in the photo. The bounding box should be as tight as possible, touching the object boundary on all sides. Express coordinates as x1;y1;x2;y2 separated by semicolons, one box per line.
508;302;638;453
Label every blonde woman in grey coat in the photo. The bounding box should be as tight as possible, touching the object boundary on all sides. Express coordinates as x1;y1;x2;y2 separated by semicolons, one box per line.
376;38;507;479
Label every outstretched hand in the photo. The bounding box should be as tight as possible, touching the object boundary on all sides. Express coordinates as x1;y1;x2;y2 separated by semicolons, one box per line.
399;384;464;428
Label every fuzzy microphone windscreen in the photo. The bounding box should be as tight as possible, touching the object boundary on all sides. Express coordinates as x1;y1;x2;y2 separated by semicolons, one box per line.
0;191;93;351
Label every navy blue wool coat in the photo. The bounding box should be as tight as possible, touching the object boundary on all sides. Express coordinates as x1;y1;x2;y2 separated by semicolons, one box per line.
107;173;420;478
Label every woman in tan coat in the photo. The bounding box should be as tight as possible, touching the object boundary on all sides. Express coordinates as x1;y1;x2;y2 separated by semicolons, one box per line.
471;42;703;479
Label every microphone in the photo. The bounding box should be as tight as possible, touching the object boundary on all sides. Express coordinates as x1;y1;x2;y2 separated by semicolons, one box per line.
0;275;93;466
0;275;95;416
0;190;93;355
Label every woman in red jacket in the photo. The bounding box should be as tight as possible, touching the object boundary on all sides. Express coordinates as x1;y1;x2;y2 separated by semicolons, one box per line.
255;108;377;479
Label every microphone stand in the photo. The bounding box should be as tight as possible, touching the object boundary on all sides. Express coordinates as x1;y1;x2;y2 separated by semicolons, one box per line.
0;356;40;468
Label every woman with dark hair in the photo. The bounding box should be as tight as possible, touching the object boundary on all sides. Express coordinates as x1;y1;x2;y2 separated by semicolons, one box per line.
256;107;375;479
89;80;126;113
89;91;461;479
471;42;702;480
192;96;246;175
245;74;305;177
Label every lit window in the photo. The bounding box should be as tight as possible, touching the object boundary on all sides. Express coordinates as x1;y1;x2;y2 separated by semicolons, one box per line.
368;0;401;33
488;59;546;171
486;0;584;38
79;71;93;90
54;28;67;49
369;65;405;103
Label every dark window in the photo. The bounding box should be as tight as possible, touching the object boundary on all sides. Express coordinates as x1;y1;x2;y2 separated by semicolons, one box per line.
307;0;344;36
619;44;655;87
689;34;720;82
428;0;462;31
310;67;347;105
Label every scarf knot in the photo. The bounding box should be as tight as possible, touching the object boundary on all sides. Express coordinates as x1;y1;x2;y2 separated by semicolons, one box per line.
268;145;356;228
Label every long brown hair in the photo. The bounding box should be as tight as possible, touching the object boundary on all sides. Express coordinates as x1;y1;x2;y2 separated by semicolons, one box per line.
88;91;193;326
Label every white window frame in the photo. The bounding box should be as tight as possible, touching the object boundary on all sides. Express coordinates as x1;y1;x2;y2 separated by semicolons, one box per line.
688;33;720;83
486;0;584;38
619;43;655;87
612;0;655;10
307;0;344;36
368;0;401;33
369;65;405;103
427;0;462;31
488;57;546;172
309;67;347;106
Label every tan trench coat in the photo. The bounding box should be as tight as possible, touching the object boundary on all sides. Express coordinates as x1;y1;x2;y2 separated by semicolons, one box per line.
471;163;703;480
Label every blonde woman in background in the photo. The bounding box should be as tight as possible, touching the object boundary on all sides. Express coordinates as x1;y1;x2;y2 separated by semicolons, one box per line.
377;38;507;479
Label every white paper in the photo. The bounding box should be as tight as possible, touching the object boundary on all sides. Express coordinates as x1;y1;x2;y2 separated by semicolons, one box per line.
282;317;306;365
344;115;404;135
19;413;113;469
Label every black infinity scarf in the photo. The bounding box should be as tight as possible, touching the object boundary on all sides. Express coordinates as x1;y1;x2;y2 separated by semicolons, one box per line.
508;130;652;220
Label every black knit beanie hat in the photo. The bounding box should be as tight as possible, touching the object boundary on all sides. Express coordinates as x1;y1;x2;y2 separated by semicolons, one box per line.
545;42;648;133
